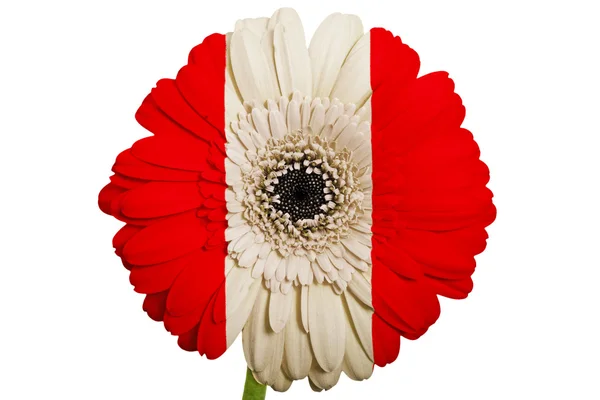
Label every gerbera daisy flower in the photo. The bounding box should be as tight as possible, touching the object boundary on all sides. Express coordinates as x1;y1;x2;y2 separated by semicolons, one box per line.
98;7;495;396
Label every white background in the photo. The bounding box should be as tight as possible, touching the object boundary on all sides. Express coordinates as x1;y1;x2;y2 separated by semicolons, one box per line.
1;0;599;399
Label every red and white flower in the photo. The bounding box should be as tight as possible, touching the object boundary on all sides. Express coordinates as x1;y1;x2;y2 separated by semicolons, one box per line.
99;8;496;392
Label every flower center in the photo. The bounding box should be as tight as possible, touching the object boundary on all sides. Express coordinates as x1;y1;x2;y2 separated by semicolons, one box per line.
271;168;326;222
240;131;365;256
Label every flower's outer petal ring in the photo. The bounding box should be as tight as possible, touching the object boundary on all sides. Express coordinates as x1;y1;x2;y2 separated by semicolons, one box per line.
309;13;363;98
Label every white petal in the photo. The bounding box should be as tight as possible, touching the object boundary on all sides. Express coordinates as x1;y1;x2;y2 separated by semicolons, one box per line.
308;363;342;391
252;108;272;139
285;254;300;280
327;114;350;142
354;142;372;168
347;271;372;308
351;219;371;234
309;13;363;97
228;193;246;210
301;285;309;332
238;242;261;267
308;283;345;372
225;33;244;125
334;121;357;148
225;159;242;186
227;277;260;347
272;369;293;392
226;262;254;316
343;291;374;361
342;294;374;380
359;169;372;189
254;232;265;244
233;231;256;252
286;99;301;132
342;237;371;262
311;261;325;284
269;110;287;139
308;378;323;392
309;103;325;135
281;279;293;295
339;265;353;282
326;267;339;282
252;328;285;386
353;230;372;247
283;286;313;379
329;244;344;258
356;95;371;122
269;290;293;333
235;17;269;36
333;278;348;294
226;144;248;166
327;251;348;271
226;187;237;203
227;212;245;227
278;95;289;116
235;129;257;151
264;250;284;280
344;103;357;116
297;258;313;285
269;279;281;293
252;256;267;279
300;95;312;129
225;256;236;275
231;29;280;104
330;32;371;107
225;224;250;242
243;286;274;372
342;246;369;272
260;28;280;99
258;241;272;259
275;259;287;281
315;253;333;272
272;13;312;97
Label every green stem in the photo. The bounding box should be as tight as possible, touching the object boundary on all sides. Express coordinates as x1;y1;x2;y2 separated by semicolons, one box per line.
242;368;267;400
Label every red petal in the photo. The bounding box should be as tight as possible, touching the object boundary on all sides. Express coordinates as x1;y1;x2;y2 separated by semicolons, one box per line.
372;260;440;338
120;182;204;219
197;285;226;359
142;291;169;322
177;324;200;352
400;229;477;273
122;211;208;265
384;72;456;135
188;33;225;70
373;313;401;367
199;181;226;199
151;78;220;143
176;34;225;139
129;249;202;294
131;135;210;171
164;307;204;335
135;94;197;142
370;28;419;92
113;149;200;182
165;247;226;317
98;183;124;215
109;174;147;190
201;169;225;184
373;245;423;280
112;224;143;257
399;186;493;217
424;276;474;299
398;203;497;232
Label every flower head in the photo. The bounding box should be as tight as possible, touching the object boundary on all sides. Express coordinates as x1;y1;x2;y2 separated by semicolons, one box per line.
99;7;495;393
